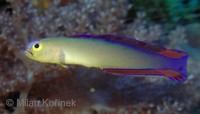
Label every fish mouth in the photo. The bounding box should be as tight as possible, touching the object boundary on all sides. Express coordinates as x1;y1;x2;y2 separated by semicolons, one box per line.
24;49;33;56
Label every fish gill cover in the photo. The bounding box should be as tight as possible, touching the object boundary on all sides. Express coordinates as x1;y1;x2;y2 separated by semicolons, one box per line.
0;0;199;114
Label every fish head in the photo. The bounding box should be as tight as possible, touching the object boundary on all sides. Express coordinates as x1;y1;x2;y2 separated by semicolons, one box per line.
24;40;56;63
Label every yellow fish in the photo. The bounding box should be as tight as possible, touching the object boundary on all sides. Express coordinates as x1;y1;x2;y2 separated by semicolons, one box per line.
24;34;188;81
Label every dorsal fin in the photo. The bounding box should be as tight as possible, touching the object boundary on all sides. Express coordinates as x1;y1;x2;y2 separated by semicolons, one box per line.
69;34;187;59
70;34;165;53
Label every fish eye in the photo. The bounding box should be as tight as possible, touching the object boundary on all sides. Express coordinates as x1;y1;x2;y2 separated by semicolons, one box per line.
32;42;42;51
34;43;39;48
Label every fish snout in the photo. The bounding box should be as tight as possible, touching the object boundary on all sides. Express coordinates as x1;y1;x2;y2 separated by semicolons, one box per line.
24;49;33;56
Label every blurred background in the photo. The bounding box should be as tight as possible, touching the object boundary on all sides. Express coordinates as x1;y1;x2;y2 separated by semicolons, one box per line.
0;0;200;114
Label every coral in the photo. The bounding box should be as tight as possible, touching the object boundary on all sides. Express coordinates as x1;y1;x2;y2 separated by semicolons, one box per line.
127;0;200;25
0;0;199;114
0;37;28;96
124;12;163;42
168;26;187;49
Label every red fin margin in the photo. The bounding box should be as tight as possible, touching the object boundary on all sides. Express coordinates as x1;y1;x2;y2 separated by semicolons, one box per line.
159;49;187;59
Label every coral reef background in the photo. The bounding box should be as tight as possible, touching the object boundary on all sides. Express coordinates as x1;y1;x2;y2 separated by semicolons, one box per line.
0;0;200;114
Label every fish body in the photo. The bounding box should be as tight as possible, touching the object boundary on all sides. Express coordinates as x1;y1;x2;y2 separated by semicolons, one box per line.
24;34;188;81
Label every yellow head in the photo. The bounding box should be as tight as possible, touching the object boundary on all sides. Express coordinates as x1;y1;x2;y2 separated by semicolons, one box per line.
24;40;61;63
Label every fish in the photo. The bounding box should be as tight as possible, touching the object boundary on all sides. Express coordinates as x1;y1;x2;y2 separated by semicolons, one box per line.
24;34;188;82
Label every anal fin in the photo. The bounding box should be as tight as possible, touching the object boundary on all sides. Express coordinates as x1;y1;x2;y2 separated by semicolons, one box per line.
103;68;187;82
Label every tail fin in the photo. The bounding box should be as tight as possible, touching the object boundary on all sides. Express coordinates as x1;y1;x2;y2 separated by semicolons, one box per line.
158;49;189;81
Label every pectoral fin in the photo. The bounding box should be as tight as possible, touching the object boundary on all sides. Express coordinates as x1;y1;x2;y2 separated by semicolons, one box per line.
59;63;68;68
58;49;66;67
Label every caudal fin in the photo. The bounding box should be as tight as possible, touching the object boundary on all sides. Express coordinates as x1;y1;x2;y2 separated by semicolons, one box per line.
158;49;188;81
